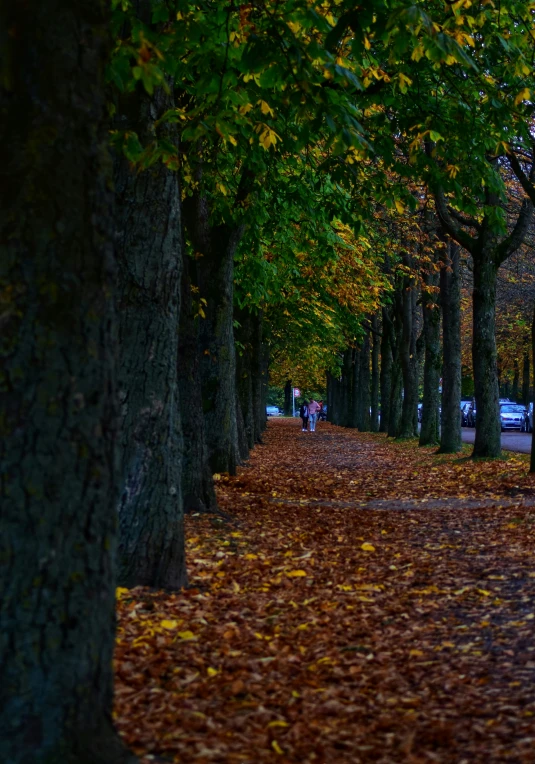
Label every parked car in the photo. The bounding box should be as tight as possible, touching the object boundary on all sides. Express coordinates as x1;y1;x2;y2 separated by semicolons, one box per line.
460;400;473;426
521;402;533;433
266;405;281;417
466;403;476;427
499;403;527;431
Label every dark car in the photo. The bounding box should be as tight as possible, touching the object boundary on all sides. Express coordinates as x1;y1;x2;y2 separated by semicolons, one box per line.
521;402;533;433
460;400;473;427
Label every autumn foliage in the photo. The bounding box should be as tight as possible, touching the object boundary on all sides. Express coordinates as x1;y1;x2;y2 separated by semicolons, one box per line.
115;419;535;762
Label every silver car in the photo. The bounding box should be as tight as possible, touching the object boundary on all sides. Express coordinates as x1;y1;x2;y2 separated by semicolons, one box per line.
499;403;527;431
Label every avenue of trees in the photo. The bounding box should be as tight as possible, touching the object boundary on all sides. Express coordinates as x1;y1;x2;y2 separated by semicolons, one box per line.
2;0;535;761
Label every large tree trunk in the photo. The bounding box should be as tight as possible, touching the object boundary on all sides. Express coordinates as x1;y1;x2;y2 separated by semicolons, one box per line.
379;307;393;433
419;266;441;446
472;251;501;458
252;313;267;441
114;84;185;589
178;246;217;514
438;240;462;453
284;379;292;416
531;303;535;472
183;195;244;474
398;268;419;439
388;296;403;437
359;330;371;431
370;314;380;432
522;349;530;407
0;3;133;761
350;347;360;428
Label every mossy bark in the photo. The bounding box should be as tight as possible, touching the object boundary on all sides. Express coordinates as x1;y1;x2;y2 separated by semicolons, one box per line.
438;240;462;454
114;85;185;590
0;2;133;761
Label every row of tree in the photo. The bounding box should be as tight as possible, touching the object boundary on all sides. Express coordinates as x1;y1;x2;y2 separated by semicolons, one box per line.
2;1;535;761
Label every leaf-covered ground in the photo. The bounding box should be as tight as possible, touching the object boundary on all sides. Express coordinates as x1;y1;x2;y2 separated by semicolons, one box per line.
115;419;535;763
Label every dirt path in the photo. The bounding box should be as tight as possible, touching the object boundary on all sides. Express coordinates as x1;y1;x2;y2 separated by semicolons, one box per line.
115;420;535;763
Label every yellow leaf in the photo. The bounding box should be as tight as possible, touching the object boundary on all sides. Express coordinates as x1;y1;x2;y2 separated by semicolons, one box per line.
177;630;196;640
271;741;284;755
258;99;275;117
244;553;258;560
394;200;405;214
514;88;531;106
477;589;491;596
160;619;180;630
409;649;424;657
268;721;290;728
116;587;130;598
287;569;307;577
361;542;376;552
207;667;218;677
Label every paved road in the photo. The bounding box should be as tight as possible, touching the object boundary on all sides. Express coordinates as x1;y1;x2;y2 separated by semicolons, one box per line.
461;426;532;454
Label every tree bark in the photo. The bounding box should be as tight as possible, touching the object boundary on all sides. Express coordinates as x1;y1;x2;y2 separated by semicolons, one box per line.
350;347;360;428
512;360;519;402
531;302;535;472
522;350;530;407
183;194;245;474
419;266;441;447
284;379;292;416
380;307;393;433
359;330;371;432
398;262;419;439
0;2;134;761
472;251;501;458
388;295;403;438
438;240;462;453
114;84;185;589
370;314;380;432
178;246;217;514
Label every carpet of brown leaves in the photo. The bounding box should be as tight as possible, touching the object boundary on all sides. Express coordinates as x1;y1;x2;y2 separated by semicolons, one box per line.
115;419;535;763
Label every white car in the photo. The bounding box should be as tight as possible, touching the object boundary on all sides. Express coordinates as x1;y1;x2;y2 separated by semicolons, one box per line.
266;405;281;417
499;403;527;431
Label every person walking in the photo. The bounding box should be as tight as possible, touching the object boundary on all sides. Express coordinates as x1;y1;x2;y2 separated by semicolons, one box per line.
308;399;321;432
299;400;309;431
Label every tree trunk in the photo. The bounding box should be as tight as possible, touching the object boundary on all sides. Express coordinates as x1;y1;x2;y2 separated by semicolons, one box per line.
512;360;519;402
252;313;266;441
114;85;185;590
472;251;501;458
522;350;530;407
359;330;371;431
531;303;535;472
380;307;393;433
370;314;380;432
341;349;353;427
388;295;403;437
419;267;441;446
350;347;361;428
399;267;419;439
284;379;292;416
183;195;243;474
178;246;217;514
438;240;462;453
0;3;133;761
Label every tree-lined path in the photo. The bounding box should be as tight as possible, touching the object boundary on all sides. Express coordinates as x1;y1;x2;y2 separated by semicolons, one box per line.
115;419;535;763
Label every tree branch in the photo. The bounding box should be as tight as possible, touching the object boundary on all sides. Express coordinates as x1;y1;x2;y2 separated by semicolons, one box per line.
496;196;534;265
